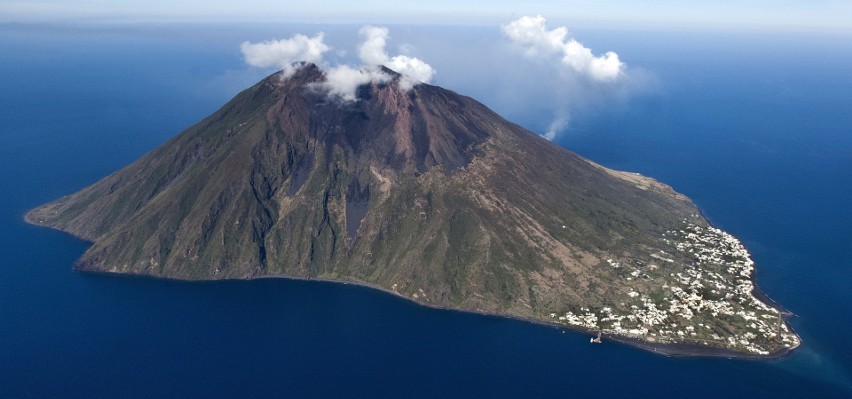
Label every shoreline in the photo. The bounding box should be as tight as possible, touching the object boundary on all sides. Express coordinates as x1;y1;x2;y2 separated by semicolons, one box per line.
254;275;800;360
23;211;800;360
73;266;801;360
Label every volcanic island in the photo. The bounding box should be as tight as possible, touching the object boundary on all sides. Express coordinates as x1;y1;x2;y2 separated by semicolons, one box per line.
26;64;800;358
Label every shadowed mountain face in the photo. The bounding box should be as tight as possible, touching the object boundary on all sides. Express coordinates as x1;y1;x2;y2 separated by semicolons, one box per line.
27;64;798;356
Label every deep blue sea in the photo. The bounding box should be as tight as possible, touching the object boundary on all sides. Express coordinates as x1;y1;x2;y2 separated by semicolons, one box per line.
1;23;850;397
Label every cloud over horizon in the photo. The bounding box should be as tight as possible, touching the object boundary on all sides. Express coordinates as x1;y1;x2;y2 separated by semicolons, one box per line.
240;33;330;77
501;15;630;140
502;15;625;82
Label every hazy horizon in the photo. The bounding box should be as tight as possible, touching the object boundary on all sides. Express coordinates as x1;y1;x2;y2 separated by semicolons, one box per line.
2;1;851;33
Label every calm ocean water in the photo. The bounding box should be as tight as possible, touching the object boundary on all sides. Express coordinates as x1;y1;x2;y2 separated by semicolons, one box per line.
1;23;850;397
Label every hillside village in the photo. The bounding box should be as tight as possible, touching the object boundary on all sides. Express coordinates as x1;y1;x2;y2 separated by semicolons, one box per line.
551;222;800;355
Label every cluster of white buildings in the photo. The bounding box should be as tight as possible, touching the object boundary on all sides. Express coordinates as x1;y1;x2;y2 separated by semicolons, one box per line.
551;222;800;355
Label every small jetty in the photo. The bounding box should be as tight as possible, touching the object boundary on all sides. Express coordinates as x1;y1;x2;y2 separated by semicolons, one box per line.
590;331;602;344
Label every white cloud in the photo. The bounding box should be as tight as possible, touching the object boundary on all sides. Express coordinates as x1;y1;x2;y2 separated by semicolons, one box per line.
320;65;391;102
240;26;435;101
240;33;330;77
358;26;391;66
357;25;435;87
501;15;568;57
500;15;631;140
543;116;569;141
386;56;435;86
502;15;624;82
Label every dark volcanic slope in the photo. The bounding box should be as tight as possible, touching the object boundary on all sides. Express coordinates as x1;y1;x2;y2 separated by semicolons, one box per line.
27;64;799;356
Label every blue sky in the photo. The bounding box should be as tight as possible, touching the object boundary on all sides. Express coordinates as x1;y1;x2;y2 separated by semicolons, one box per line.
1;0;851;32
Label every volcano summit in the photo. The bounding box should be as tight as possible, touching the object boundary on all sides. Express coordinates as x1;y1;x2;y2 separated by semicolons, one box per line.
27;64;799;357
